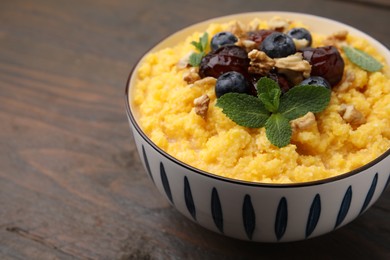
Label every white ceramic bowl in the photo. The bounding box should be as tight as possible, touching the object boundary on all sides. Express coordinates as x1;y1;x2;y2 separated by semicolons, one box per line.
125;12;390;242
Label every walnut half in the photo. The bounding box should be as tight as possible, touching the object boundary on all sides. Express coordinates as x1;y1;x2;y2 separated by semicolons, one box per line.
338;104;366;127
188;77;216;89
323;30;348;47
292;38;310;50
194;94;210;119
236;39;257;52
267;16;291;32
274;52;312;78
183;67;200;84
248;49;275;75
291;112;316;132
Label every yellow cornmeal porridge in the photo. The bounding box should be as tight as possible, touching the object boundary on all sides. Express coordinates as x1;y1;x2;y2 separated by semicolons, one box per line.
133;18;390;183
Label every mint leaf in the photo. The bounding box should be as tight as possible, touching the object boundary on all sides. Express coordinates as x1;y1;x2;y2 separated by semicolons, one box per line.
191;41;202;51
189;32;209;67
189;52;204;67
265;113;292;148
191;32;209;52
256;77;281;112
200;32;209;52
279;85;331;120
343;46;383;72
259;88;281;113
256;77;280;96
216;93;270;128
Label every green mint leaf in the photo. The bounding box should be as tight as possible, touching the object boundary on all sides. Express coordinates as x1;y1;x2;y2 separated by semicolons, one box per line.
191;32;209;52
265;113;292;148
256;77;280;96
259;88;281;113
256;77;281;112
216;93;270;128
191;41;202;52
279;85;331;120
200;32;209;52
189;32;209;67
343;46;383;72
189;52;204;67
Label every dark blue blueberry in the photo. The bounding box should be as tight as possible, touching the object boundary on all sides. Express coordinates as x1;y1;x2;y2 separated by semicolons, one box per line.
300;76;331;89
287;28;312;47
215;71;249;98
260;32;296;58
211;32;238;51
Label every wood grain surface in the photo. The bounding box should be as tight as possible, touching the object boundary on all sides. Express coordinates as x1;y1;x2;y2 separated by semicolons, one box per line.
0;0;389;259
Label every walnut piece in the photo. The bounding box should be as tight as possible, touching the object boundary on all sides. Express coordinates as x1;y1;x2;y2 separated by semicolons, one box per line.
274;53;312;78
267;16;291;32
338;104;366;127
188;77;217;89
291;112;316;132
183;67;200;84
323;30;348;47
230;21;257;52
248;49;275;75
236;39;257;52
194;94;210;119
229;21;247;39
292;38;309;50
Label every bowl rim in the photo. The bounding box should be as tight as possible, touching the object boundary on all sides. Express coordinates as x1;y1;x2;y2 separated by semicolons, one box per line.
125;11;390;188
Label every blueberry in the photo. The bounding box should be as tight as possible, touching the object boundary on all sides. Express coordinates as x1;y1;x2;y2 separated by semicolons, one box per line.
211;32;238;51
215;71;250;98
260;32;296;58
300;76;331;89
287;28;312;47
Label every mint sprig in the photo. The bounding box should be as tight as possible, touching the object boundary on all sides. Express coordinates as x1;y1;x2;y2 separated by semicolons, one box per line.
342;46;383;72
257;77;281;113
189;32;209;67
216;77;331;148
215;92;270;128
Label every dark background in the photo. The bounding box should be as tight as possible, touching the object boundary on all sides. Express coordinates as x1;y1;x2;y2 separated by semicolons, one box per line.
0;0;389;259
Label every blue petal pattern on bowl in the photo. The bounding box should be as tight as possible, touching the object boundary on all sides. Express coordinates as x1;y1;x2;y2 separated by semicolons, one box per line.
360;173;378;214
306;194;321;238
184;176;197;220
160;162;174;204
142;145;154;183
275;197;288;241
211;187;223;233
381;173;390;196
242;195;256;240
335;186;352;229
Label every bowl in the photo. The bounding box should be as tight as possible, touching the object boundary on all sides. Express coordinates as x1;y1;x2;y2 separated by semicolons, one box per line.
125;12;390;242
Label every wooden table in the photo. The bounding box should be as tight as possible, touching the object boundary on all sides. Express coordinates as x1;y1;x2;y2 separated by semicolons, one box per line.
1;0;389;259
